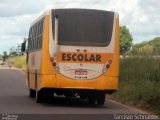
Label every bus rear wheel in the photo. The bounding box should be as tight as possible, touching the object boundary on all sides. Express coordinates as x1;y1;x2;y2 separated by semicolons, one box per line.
35;81;44;103
36;91;44;103
29;89;36;98
96;93;105;105
44;91;54;102
87;93;96;105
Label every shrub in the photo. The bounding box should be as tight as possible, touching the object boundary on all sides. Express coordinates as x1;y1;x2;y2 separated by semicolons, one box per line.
113;57;160;114
7;55;26;69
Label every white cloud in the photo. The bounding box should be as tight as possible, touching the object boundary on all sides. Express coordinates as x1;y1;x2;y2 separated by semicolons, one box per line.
0;14;40;54
0;0;53;17
128;0;160;42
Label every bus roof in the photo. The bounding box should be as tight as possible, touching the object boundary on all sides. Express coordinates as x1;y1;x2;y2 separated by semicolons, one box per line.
31;10;50;27
30;9;117;27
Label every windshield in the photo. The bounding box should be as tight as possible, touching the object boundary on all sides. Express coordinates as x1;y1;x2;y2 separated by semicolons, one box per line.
52;9;114;47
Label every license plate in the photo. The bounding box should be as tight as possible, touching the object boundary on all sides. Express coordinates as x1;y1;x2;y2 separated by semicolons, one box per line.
75;70;88;75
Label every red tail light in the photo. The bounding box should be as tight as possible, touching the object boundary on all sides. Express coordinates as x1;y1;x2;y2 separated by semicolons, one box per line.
50;57;59;72
52;62;56;67
102;58;112;74
106;64;110;68
50;57;54;62
108;59;112;64
50;57;56;66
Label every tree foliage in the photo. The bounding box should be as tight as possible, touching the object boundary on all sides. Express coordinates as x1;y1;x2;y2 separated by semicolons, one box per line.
120;26;133;54
131;37;160;55
3;51;8;57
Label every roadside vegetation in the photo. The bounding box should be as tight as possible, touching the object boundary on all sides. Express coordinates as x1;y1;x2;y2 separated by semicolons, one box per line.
111;28;159;114
113;37;160;115
128;37;160;56
7;55;26;69
113;57;160;114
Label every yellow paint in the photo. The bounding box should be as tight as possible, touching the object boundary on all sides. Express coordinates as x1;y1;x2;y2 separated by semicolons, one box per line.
106;15;119;89
27;13;119;92
39;74;118;90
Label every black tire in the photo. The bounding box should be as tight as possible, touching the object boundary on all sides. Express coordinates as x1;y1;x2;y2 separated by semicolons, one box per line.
35;72;43;103
87;95;96;105
45;92;54;102
29;89;36;98
36;91;44;103
64;93;75;98
97;94;105;105
80;95;86;100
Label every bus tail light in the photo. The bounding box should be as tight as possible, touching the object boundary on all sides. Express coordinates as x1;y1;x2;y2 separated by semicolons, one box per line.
50;57;59;72
102;58;112;73
108;59;112;64
52;62;56;67
106;64;110;69
50;57;54;62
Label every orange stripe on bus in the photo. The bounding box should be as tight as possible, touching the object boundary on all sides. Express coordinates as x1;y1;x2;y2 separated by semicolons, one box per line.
57;52;113;64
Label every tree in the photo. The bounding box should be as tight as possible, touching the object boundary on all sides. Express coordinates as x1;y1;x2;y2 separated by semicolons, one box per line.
2;51;8;62
130;37;160;55
3;51;8;57
9;47;15;55
9;47;18;56
120;26;133;54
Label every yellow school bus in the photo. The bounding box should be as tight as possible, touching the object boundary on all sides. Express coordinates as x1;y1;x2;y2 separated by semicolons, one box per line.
22;9;119;105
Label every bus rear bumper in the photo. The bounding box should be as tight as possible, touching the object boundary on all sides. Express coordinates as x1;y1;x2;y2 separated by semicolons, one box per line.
38;88;116;97
40;74;118;93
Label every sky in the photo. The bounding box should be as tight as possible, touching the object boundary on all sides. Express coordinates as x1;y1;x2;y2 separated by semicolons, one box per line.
0;0;160;54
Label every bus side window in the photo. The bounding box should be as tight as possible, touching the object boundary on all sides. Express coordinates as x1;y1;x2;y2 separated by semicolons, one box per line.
35;25;37;51
39;20;43;49
36;24;38;50
32;26;35;51
37;23;40;50
28;28;32;52
31;27;34;51
42;20;44;48
26;40;29;63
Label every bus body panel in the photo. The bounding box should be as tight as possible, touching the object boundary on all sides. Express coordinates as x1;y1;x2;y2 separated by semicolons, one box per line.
39;74;118;90
107;14;119;78
26;9;119;98
38;13;119;90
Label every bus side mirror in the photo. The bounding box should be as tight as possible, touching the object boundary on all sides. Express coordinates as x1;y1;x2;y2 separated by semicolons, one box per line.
21;42;26;52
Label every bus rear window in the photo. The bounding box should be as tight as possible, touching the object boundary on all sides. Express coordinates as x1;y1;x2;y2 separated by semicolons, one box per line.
52;9;114;47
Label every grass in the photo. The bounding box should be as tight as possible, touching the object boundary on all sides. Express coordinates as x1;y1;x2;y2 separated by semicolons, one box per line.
113;56;160;115
7;55;26;69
